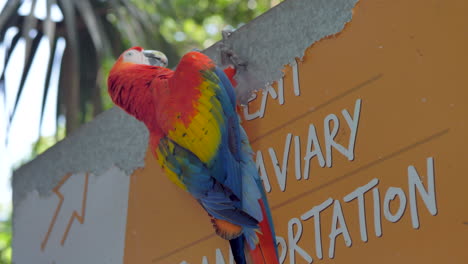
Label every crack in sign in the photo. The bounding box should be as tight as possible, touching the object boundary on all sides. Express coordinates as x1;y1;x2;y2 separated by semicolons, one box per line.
41;172;89;251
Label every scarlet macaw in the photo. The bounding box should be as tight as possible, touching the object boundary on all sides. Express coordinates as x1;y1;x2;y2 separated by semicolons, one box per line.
108;47;279;264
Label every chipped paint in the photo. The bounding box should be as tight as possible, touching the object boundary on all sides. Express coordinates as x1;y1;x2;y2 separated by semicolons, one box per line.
204;0;360;103
13;108;147;205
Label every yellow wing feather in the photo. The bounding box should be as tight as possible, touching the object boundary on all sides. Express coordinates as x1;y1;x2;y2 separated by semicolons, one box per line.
167;79;223;164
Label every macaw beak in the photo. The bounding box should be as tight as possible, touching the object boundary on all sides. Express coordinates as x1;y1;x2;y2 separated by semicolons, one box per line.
143;50;168;67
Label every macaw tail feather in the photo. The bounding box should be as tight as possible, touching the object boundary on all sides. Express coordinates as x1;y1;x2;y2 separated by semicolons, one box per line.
230;237;247;264
244;199;279;264
212;218;243;240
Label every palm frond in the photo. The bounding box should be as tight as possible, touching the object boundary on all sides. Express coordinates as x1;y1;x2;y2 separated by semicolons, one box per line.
9;31;43;124
38;35;57;133
0;0;22;40
21;0;38;61
74;0;110;57
44;0;56;49
0;30;21;83
0;0;190;139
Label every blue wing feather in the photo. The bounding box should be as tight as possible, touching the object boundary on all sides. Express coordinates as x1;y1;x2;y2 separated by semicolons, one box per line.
214;67;237;108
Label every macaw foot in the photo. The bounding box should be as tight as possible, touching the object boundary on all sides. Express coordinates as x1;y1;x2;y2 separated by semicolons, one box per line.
221;29;233;40
219;29;264;104
211;217;243;240
219;44;247;70
219;30;247;70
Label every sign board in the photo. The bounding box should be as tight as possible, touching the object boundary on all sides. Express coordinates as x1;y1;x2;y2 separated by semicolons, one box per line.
13;0;468;263
124;0;468;262
14;167;130;264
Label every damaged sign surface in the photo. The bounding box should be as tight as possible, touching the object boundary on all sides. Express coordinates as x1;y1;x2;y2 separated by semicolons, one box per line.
13;0;468;263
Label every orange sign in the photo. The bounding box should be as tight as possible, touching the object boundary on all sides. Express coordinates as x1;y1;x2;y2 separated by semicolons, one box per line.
123;0;468;263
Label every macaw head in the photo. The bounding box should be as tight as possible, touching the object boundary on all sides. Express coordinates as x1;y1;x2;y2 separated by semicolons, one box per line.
108;47;170;130
116;46;168;67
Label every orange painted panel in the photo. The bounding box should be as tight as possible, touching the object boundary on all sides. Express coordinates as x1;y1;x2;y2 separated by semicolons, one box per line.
124;0;468;263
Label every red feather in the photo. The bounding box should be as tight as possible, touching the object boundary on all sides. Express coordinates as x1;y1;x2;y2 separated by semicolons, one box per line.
224;65;279;264
107;47;172;145
223;66;238;87
248;199;279;264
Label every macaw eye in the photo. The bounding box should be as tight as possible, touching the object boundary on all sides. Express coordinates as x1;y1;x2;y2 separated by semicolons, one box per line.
126;51;134;56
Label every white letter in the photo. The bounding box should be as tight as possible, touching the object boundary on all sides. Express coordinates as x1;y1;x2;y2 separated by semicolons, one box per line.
341;99;361;161
324;114;348;168
301;198;333;259
228;247;235;264
303;124;325;179
383;187;407;223
278;78;285;105
269;133;293;192
256;150;271;193
202;256;209;264
243;93;261;121
291;60;300;96
408;157;437;229
343;178;379;242
215;248;229;264
288;218;313;263
373;187;382;237
243;85;278;120
294;135;302;180
276;236;287;264
329;200;352;259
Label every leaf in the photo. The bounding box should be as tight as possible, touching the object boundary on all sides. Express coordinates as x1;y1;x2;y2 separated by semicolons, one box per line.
0;0;22;35
0;30;20;99
22;0;39;63
119;0;153;31
58;44;81;133
38;35;58;135
118;0;158;47
77;29;98;122
60;0;79;57
36;0;58;136
44;0;57;50
0;30;21;83
109;0;153;49
8;31;43;123
109;1;139;47
73;0;110;57
55;72;63;133
99;11;124;57
59;0;81;133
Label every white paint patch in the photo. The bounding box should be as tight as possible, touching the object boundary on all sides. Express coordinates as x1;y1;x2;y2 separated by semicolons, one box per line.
13;166;130;264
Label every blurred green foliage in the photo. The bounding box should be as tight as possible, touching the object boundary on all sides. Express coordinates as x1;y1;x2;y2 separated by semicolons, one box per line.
143;0;273;52
0;212;11;264
32;125;66;156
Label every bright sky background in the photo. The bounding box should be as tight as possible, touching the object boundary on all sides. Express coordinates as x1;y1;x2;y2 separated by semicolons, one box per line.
0;0;65;219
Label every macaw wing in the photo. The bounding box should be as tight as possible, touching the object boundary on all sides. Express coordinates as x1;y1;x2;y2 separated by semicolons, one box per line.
154;51;253;226
155;51;243;196
156;136;257;228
